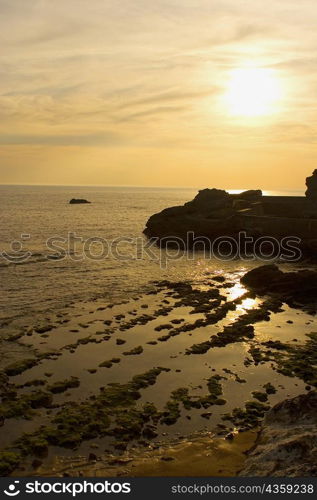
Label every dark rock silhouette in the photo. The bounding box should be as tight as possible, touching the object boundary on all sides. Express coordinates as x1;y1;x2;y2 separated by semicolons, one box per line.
143;172;317;253
241;264;317;304
69;199;91;204
234;189;262;200
305;169;317;199
143;189;260;244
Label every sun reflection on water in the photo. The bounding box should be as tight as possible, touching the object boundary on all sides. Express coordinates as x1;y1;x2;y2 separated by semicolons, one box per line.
240;297;257;310
227;283;247;301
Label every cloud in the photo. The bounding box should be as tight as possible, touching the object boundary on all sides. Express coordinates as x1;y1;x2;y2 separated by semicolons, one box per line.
0;132;121;147
1;0;317;186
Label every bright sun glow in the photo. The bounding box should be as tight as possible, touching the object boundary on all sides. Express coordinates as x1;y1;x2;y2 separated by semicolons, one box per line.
224;67;282;117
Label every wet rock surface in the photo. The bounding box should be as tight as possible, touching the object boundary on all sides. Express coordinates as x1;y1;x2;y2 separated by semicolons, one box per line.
240;391;317;476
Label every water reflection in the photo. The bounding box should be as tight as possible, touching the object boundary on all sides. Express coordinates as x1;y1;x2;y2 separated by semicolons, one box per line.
227;283;247;301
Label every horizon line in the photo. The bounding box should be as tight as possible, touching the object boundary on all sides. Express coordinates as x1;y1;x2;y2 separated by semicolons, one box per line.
0;182;305;193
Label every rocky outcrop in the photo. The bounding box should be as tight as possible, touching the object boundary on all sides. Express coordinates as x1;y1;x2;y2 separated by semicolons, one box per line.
233;189;262;200
241;264;317;305
240;392;317;476
143;174;317;253
306;170;317;199
69;199;91;204
143;189;261;244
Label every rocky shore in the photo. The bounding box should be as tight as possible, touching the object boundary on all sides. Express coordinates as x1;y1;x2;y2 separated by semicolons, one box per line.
28;392;317;477
143;188;262;245
144;171;317;255
240;391;317;477
0;264;316;476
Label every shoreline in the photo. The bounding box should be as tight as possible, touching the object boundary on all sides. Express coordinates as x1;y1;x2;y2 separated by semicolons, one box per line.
31;430;258;478
0;265;316;476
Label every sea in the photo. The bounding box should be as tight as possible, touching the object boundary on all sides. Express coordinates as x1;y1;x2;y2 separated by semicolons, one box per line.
0;185;304;327
0;184;312;474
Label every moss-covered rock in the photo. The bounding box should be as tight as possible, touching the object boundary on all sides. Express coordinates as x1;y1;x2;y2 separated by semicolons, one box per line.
4;358;38;376
0;451;21;476
123;346;143;356
48;377;80;394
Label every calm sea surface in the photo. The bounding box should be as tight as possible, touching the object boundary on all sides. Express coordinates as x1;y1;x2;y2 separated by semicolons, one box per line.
0;185;304;325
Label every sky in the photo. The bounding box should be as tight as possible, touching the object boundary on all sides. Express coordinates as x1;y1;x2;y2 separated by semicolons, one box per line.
0;0;317;190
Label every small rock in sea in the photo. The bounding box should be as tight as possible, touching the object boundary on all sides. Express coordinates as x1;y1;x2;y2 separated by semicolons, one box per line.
69;199;91;204
201;412;212;419
35;325;53;334
160;456;175;462
212;276;226;283
116;338;126;345
88;453;97;461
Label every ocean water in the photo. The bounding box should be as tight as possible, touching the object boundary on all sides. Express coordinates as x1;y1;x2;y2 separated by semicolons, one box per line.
0;185;304;325
0;185;313;473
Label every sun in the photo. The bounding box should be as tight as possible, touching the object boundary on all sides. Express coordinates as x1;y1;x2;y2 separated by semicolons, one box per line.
224;67;282;117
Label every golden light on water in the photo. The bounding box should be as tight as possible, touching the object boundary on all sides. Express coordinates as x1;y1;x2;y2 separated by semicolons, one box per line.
241;297;257;310
224;67;282;117
228;283;247;301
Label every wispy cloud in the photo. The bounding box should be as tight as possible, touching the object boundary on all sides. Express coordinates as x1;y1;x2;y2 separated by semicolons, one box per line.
1;0;317;186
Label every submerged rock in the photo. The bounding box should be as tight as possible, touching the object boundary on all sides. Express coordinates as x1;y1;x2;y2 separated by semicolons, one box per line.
240;392;317;476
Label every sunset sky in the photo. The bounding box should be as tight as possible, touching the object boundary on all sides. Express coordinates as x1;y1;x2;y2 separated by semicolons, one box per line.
1;0;317;189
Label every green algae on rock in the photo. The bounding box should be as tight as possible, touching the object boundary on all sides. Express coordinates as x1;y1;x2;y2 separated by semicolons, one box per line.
0;390;53;420
123;346;144;356
0;367;170;475
48;377;80;394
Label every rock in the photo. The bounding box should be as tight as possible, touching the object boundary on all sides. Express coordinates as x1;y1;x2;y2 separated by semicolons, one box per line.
235;189;262;200
69;199;91;204
239;392;317;476
305;170;317;199
143;188;236;244
241;265;317;304
225;432;235;441
240;265;284;290
143;188;263;247
143;175;317;253
88;453;97;461
184;188;231;212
